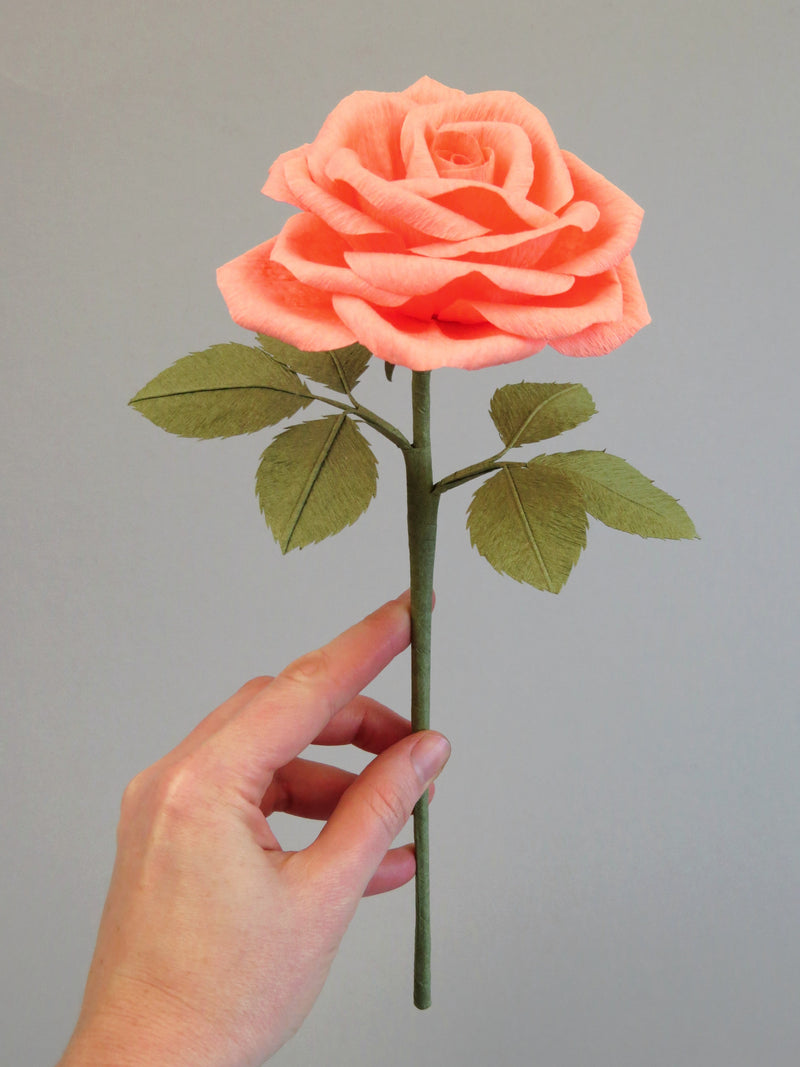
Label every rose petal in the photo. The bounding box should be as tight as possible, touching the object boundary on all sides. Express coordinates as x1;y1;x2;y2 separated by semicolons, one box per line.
399;177;555;235
473;271;623;338
399;85;473;179
436;121;535;194
430;184;554;234
550;256;650;356
273;153;394;239
305;90;412;183
400;91;574;211
537;151;644;276
272;214;408;306
261;145;305;207
399;112;439;180
400;76;467;106
325;146;490;242
432;297;489;325
430;129;494;181
332;293;544;370
410;199;599;260
344;249;574;298
217;237;355;351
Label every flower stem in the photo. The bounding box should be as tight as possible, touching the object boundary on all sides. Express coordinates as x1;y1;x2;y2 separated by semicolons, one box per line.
404;370;439;1010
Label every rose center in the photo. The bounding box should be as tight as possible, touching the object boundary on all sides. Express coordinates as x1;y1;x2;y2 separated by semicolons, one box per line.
431;129;494;182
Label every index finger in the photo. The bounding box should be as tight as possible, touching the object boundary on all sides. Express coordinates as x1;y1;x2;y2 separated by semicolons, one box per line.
200;593;412;802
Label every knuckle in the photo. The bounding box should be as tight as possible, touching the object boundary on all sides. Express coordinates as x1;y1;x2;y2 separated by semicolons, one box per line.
238;675;274;699
119;769;148;821
281;647;331;687
363;782;409;837
279;649;338;722
153;759;203;815
119;761;206;840
117;766;160;842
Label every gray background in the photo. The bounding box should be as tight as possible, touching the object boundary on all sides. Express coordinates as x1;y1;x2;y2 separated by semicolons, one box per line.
2;2;798;1064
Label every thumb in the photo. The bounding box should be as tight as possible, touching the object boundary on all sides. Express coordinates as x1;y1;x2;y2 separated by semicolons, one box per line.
305;731;451;898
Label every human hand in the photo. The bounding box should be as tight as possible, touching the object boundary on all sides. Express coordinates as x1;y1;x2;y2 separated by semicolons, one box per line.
57;593;450;1067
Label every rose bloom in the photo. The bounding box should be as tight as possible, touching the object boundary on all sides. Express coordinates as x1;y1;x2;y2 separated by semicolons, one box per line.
217;77;649;371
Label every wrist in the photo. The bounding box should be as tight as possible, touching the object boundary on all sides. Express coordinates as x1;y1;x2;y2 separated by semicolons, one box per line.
56;999;226;1067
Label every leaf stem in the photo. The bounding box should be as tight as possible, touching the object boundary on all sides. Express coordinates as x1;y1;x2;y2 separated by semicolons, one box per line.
307;391;411;451
403;371;440;1010
433;451;532;494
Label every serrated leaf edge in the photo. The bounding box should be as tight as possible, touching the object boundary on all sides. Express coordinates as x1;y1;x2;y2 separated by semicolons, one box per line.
531;451;697;539
258;336;370;395
493;382;594;448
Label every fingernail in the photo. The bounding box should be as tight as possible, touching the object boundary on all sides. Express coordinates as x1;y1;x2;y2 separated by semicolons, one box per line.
411;733;451;784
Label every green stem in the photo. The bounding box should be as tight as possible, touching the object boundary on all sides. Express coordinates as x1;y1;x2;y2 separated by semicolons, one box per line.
308;392;411;451
433;452;505;494
403;371;439;1010
434;454;529;494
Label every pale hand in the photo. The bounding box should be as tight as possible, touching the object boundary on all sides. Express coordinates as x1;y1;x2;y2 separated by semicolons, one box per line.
57;594;450;1067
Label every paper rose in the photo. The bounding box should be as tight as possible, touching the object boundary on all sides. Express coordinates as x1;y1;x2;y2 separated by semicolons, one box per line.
132;77;694;1009
217;76;649;371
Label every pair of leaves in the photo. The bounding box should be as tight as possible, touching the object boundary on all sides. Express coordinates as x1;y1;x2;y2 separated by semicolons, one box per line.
129;338;372;439
131;347;696;579
129;338;379;551
468;451;697;593
465;380;695;592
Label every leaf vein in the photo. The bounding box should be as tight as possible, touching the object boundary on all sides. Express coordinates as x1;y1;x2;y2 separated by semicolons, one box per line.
507;383;582;448
502;467;552;591
131;383;310;402
283;414;346;551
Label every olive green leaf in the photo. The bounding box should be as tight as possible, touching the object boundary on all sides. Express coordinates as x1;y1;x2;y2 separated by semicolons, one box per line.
467;465;588;593
384;361;396;382
256;414;378;552
489;382;596;448
532;451;697;539
257;335;371;394
129;343;312;438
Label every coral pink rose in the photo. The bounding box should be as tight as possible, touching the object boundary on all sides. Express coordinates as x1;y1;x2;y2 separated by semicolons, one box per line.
217;77;650;371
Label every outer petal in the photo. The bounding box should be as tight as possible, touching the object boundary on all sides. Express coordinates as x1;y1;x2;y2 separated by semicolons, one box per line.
538;151;644;276
344;249;574;298
332;293;544;370
271;214;408;306
261;145;307;207
549;256;650;356
272;153;395;239
217;237;355;351
473;271;623;338
305;90;411;183
400;76;467;106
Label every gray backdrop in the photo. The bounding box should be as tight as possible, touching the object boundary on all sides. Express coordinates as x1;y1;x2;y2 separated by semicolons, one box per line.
2;2;798;1064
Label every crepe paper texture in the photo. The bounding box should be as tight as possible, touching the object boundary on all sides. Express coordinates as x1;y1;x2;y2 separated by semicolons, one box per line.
129;77;696;1010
